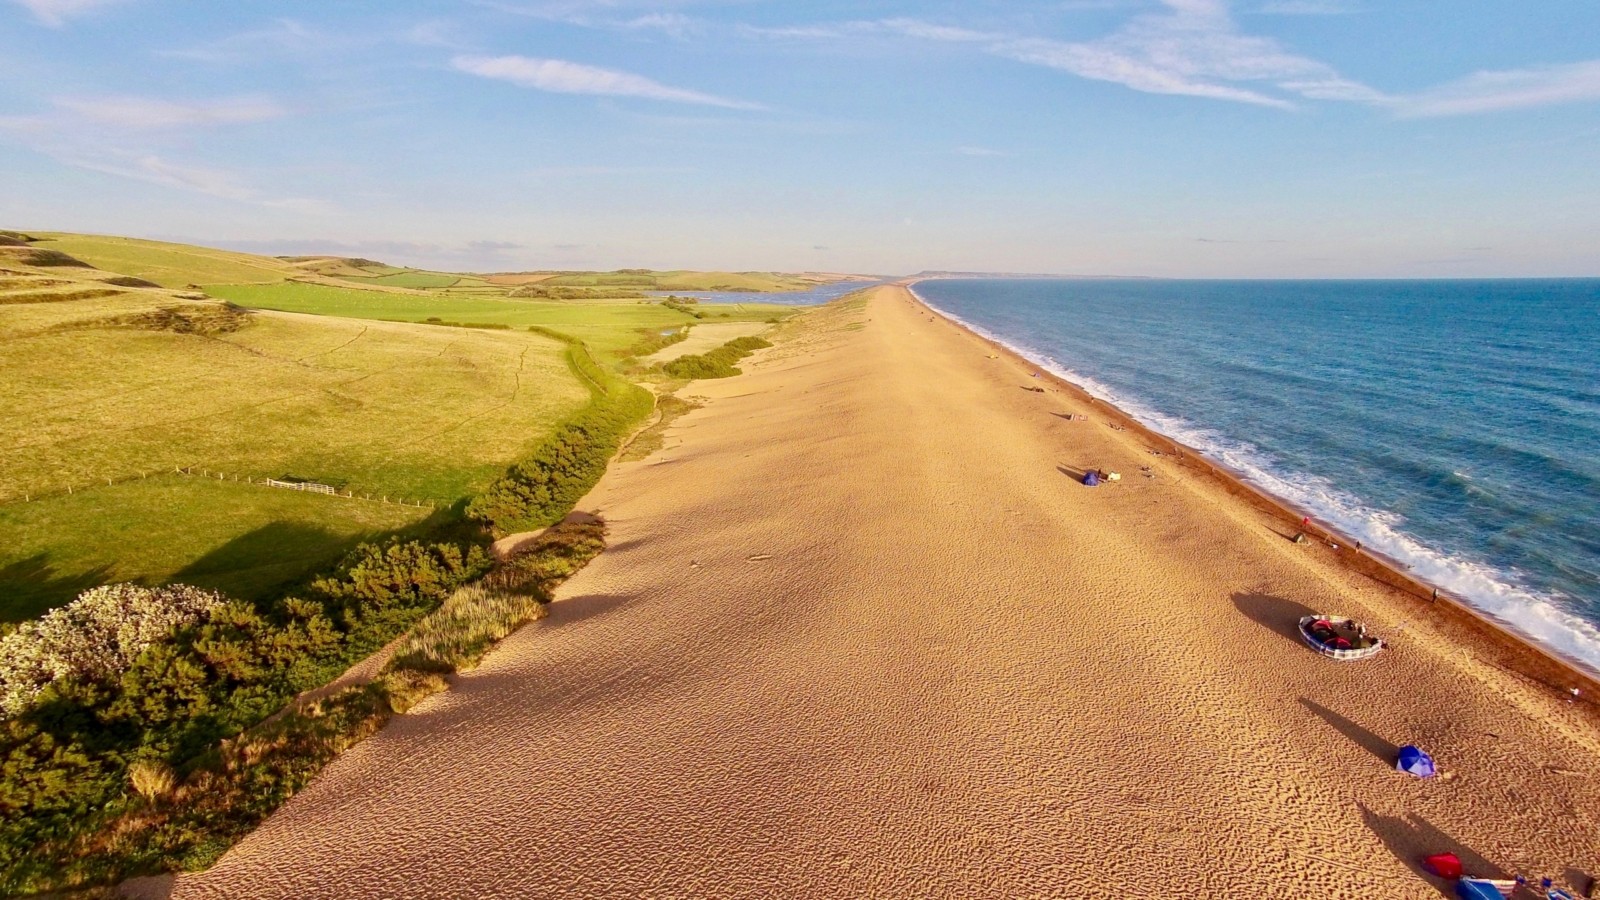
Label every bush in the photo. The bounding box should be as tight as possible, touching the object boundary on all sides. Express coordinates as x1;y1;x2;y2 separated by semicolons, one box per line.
0;584;225;718
389;519;606;676
0;537;487;893
311;540;490;611
662;335;772;380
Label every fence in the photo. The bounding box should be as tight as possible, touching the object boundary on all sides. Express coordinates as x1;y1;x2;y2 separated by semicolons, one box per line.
5;466;439;511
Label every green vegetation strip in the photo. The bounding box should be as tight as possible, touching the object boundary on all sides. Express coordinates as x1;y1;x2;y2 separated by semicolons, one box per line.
467;333;654;536
661;335;773;380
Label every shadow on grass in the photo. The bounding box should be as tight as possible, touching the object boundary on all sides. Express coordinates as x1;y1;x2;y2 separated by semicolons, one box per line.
1231;591;1317;645
1299;697;1398;763
1358;804;1506;898
0;553;113;623
175;506;467;605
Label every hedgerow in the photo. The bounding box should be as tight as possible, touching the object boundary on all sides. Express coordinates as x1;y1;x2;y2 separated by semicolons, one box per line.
467;336;653;536
661;335;771;380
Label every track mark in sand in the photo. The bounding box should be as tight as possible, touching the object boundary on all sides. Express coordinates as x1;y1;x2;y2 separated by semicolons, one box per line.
747;553;773;561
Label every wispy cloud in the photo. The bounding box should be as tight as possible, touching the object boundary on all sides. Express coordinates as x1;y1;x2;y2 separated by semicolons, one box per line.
877;2;1389;109
52;95;288;128
0;94;321;209
159;19;338;63
11;0;122;26
1394;60;1600;117
452;55;763;109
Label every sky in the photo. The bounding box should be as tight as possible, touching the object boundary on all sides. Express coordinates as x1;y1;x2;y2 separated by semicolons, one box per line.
2;0;1599;277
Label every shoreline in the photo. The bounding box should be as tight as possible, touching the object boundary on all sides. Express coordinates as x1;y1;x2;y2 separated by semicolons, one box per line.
156;283;1600;897
902;278;1600;705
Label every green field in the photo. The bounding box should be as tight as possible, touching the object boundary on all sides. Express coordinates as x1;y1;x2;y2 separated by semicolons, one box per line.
2;305;584;504
0;476;428;621
336;271;461;289
206;281;794;359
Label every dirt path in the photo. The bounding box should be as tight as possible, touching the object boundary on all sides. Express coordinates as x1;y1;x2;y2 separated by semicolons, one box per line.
152;286;1600;899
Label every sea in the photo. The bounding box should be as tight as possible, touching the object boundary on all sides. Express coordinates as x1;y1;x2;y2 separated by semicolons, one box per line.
910;278;1600;674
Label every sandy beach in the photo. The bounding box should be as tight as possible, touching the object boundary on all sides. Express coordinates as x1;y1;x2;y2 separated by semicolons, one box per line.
149;285;1600;899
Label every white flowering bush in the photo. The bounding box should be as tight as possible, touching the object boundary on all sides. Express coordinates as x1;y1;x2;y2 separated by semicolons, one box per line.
0;583;224;717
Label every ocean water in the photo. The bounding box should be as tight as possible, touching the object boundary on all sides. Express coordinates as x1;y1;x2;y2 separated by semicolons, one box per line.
649;280;880;306
912;278;1600;673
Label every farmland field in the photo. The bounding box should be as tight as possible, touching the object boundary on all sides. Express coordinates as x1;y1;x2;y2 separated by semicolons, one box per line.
1;306;584;504
206;281;795;359
336;271;461;289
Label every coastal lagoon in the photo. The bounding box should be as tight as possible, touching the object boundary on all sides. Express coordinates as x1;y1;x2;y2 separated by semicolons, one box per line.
914;278;1600;672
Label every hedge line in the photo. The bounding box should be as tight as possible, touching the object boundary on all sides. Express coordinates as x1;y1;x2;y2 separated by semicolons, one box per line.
467;334;653;536
661;335;772;380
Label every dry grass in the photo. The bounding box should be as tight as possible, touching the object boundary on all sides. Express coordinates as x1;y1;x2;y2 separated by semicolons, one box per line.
127;760;177;803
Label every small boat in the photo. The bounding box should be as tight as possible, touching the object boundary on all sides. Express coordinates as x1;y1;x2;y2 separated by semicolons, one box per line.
1298;615;1385;661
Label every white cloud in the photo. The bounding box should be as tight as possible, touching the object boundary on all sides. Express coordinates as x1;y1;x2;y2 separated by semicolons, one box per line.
1395;60;1600;118
452;55;763;109
11;0;122;26
881;1;1387;109
53;95;288;129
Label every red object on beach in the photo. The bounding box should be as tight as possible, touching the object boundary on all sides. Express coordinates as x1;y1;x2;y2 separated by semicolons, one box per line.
1424;852;1463;879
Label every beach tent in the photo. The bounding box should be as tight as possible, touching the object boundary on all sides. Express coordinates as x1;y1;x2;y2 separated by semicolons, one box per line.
1397;745;1437;778
1083;471;1100;486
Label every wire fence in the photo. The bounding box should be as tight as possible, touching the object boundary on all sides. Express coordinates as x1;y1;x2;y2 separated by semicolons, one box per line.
6;466;439;511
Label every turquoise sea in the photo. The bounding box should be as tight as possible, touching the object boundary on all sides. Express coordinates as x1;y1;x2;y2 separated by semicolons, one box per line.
912;278;1600;674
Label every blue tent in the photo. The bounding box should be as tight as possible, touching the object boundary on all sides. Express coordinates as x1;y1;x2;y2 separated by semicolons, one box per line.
1083;471;1100;486
1397;745;1436;778
1456;878;1504;900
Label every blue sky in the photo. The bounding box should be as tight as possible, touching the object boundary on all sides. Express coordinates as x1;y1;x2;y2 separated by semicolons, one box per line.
3;0;1599;276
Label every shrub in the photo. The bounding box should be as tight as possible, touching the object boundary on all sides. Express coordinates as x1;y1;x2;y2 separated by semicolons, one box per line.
662;335;772;380
311;540;490;611
0;584;224;717
389;519;605;676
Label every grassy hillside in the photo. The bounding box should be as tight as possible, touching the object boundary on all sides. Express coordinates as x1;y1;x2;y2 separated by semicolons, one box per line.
28;233;299;287
205;281;793;359
0;246;585;617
